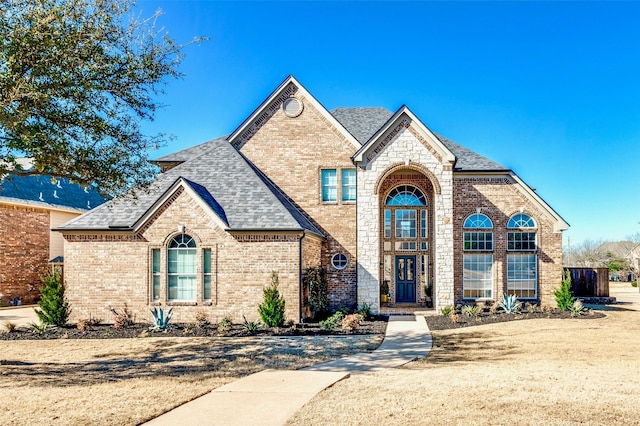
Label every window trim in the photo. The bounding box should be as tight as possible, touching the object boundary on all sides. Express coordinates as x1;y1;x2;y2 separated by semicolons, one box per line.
331;253;348;270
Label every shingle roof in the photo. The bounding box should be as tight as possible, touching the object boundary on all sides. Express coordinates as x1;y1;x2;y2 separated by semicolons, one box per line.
331;107;508;172
0;173;106;211
153;135;228;163
58;138;323;236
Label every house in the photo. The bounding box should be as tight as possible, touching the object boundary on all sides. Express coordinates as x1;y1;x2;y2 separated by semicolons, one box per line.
56;76;569;323
0;165;105;306
598;241;638;282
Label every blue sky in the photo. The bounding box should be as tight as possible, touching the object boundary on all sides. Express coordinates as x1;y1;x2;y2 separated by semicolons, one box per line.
136;1;640;245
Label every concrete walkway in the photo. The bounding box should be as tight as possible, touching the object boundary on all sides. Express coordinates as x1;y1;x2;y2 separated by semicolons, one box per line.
145;315;432;426
0;305;39;327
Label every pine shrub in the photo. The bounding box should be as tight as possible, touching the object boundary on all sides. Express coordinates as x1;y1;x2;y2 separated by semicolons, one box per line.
258;271;286;327
304;266;328;316
554;270;576;311
35;269;71;326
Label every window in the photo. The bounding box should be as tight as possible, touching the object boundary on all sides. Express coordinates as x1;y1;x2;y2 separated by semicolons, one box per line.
321;168;356;202
463;254;493;299
332;253;348;270
341;169;356;202
321;169;337;202
203;248;212;301
395;209;417;238
507;213;537;251
508;213;536;229
151;249;160;301
384;209;391;238
507;254;537;298
463;213;493;251
167;234;197;301
385;185;426;206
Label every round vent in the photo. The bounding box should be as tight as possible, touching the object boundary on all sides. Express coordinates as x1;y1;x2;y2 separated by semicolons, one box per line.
282;97;303;117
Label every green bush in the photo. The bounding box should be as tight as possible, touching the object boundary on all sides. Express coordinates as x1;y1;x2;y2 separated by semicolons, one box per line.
357;302;372;319
258;271;286;327
441;305;454;317
35;269;71;326
632;281;638;288
554;270;576;311
319;311;345;331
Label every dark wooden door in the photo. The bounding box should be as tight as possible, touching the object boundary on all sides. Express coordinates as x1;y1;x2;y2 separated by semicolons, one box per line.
396;256;416;303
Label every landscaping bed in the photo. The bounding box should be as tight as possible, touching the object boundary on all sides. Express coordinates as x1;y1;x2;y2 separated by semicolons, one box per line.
0;316;388;340
424;308;606;331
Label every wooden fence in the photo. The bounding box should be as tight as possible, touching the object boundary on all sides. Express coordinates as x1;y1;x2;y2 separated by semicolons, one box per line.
564;267;610;297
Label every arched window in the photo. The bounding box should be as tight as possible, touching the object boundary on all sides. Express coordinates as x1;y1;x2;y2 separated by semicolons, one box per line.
508;213;536;229
462;213;493;299
385;185;427;206
507;213;537;299
167;234;197;301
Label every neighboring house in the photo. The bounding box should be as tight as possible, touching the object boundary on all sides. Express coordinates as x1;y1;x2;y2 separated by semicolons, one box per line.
598;241;638;282
57;76;569;323
0;169;105;305
630;243;640;283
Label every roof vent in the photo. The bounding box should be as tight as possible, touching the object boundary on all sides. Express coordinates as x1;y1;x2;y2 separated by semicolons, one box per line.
283;97;303;118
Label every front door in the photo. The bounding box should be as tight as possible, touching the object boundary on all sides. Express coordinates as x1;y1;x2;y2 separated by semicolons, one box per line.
395;255;416;303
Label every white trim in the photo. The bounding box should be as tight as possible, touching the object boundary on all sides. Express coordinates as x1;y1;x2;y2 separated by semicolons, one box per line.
227;75;361;150
352;106;456;166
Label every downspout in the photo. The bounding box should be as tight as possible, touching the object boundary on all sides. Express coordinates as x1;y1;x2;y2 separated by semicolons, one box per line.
299;230;306;323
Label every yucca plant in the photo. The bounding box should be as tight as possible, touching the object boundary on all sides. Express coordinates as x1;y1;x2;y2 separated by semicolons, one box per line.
499;293;521;314
440;305;454;317
461;304;480;318
569;299;584;317
242;315;261;334
149;307;173;332
31;321;55;335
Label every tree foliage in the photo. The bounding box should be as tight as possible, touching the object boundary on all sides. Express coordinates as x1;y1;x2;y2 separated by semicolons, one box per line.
258;271;286;327
35;268;71;326
303;266;328;315
0;0;202;197
554;270;575;311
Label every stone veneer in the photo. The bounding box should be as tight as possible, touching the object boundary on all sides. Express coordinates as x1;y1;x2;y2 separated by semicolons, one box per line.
357;125;454;313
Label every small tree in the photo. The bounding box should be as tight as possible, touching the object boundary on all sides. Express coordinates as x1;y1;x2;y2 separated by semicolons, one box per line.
258;271;286;327
303;266;328;316
554;270;576;311
35;269;71;326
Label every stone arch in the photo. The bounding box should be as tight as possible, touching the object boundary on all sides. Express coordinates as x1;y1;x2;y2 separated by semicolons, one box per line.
374;162;442;195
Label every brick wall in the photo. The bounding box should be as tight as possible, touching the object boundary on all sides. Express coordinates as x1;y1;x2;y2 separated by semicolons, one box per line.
236;94;358;310
452;176;563;306
0;204;50;304
63;189;304;324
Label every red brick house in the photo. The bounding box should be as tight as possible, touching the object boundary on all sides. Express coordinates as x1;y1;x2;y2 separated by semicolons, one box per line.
57;76;569;323
0;170;105;305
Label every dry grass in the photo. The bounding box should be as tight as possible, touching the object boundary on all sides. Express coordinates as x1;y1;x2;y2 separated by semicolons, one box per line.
288;309;640;426
0;334;382;425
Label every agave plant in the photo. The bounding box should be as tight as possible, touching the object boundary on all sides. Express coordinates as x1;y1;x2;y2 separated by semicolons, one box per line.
149;307;173;332
499;293;521;314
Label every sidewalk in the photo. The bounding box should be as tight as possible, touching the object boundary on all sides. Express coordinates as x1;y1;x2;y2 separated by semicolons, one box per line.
144;315;432;426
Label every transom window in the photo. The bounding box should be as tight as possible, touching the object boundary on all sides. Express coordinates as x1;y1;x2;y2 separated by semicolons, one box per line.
463;213;493;251
385;185;426;206
167;234;197;301
508;213;536;229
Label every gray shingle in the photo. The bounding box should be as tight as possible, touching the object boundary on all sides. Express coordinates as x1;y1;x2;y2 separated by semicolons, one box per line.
59;138;323;236
0;173;106;211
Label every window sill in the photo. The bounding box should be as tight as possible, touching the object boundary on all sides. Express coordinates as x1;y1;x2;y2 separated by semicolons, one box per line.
167;301;198;306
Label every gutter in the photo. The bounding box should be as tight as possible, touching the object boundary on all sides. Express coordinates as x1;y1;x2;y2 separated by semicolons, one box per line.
299;230;306;323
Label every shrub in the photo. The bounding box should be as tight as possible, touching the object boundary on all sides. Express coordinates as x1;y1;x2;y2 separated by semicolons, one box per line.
570;299;584;317
461;305;480;318
357;303;372;319
441;305;454;317
35;269;71;326
524;302;537;314
499;293;521;314
632;281;637;288
449;312;460;324
110;304;135;329
242;315;261;334
195;311;209;328
149;307;173;332
304;267;328;315
77;318;90;332
31;321;55;335
554;270;576;311
258;272;286;327
342;313;364;331
320;311;345;331
218;317;232;332
3;321;17;333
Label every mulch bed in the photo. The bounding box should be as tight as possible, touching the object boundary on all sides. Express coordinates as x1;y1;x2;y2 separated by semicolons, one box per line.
0;316;388;341
424;309;607;331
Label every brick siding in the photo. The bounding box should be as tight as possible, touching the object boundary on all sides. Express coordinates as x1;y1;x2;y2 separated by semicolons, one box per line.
0;204;50;305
